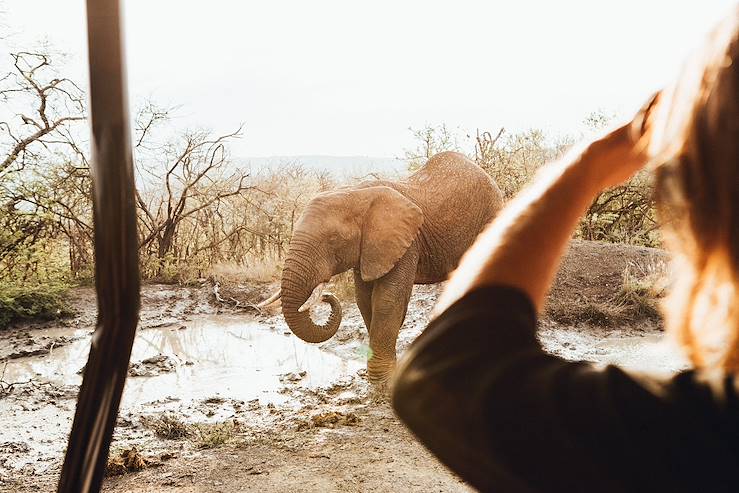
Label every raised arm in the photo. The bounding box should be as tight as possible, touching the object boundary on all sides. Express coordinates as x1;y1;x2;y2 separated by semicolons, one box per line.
434;100;656;316
391;96;659;492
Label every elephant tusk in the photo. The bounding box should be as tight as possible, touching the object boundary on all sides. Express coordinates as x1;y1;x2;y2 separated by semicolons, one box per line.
298;283;326;313
256;289;281;307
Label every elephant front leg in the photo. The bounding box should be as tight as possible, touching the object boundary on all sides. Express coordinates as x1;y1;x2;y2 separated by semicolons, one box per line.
367;247;419;386
353;269;373;329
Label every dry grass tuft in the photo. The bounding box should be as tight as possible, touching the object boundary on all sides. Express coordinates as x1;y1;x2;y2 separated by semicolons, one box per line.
141;413;192;440
298;411;360;430
546;260;668;327
140;413;241;449
192;420;241;449
612;260;668;322
105;447;151;476
546;300;628;327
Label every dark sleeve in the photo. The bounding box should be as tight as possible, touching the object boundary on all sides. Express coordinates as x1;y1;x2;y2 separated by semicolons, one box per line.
391;285;739;493
392;285;544;492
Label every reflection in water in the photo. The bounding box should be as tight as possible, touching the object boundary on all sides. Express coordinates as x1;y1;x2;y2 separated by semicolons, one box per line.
1;315;365;472
3;315;364;407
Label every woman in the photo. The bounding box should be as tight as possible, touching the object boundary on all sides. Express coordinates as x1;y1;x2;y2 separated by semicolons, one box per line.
392;7;739;493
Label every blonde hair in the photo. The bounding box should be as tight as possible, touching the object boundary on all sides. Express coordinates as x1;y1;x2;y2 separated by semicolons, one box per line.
649;7;739;370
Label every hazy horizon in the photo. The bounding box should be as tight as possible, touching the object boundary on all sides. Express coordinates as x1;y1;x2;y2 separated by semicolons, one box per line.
2;1;736;157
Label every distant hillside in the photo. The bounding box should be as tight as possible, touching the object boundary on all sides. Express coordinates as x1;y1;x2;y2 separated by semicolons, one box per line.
236;155;408;178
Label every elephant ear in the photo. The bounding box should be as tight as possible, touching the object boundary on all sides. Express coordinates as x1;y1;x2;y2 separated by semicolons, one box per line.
360;187;423;282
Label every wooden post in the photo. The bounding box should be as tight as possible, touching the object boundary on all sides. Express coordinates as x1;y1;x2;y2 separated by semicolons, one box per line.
57;0;140;491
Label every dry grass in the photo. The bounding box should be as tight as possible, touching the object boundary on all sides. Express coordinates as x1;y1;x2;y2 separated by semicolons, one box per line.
210;256;282;284
546;300;628;327
546;259;668;327
192;420;241;449
105;447;151;476
297;411;360;431
140;413;192;440
211;261;356;304
612;260;667;322
329;271;356;303
141;413;241;449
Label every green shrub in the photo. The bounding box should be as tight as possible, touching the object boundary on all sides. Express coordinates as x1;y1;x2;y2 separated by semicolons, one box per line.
0;281;73;329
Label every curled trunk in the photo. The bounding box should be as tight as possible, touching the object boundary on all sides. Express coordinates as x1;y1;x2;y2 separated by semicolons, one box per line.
281;258;342;344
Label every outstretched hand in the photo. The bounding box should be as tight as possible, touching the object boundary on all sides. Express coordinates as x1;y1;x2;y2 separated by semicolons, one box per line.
583;91;661;190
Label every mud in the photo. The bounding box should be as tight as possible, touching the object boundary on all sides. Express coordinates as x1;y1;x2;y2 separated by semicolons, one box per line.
0;241;685;492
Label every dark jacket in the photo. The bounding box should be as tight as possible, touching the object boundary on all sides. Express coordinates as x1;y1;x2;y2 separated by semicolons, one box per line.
392;286;739;493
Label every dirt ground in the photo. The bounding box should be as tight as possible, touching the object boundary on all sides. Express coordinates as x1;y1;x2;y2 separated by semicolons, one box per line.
0;240;684;493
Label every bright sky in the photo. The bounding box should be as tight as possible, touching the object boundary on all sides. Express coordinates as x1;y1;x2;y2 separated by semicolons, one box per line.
2;1;736;158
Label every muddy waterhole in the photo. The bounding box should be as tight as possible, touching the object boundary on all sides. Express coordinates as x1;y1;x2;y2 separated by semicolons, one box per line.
0;243;687;492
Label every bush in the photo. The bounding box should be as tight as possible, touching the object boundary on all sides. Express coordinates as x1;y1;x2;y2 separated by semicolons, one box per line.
0;281;73;329
578;171;660;247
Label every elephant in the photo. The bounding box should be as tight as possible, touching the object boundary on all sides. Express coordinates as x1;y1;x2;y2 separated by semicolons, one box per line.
259;151;504;385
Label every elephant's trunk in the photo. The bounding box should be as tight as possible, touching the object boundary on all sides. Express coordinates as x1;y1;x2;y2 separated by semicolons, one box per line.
281;249;342;344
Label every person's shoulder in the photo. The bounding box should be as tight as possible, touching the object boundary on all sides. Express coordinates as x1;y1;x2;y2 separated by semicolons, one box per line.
622;366;739;405
667;368;739;410
602;365;739;450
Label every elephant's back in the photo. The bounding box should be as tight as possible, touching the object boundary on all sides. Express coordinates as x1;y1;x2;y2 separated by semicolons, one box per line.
407;152;504;281
409;151;502;219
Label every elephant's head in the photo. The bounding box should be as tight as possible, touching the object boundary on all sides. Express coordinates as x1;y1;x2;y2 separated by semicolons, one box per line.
273;185;423;344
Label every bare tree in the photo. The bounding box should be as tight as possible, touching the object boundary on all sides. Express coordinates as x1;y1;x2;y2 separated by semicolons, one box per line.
0;51;87;280
0;52;85;180
135;126;253;274
579;171;658;246
404;124;462;171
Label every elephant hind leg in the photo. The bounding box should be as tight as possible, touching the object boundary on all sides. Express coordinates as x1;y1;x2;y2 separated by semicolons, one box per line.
367;246;419;386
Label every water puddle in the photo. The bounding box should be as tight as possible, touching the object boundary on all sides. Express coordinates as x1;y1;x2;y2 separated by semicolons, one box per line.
3;315;365;407
1;312;688;474
595;333;689;373
542;328;689;374
0;315;366;473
